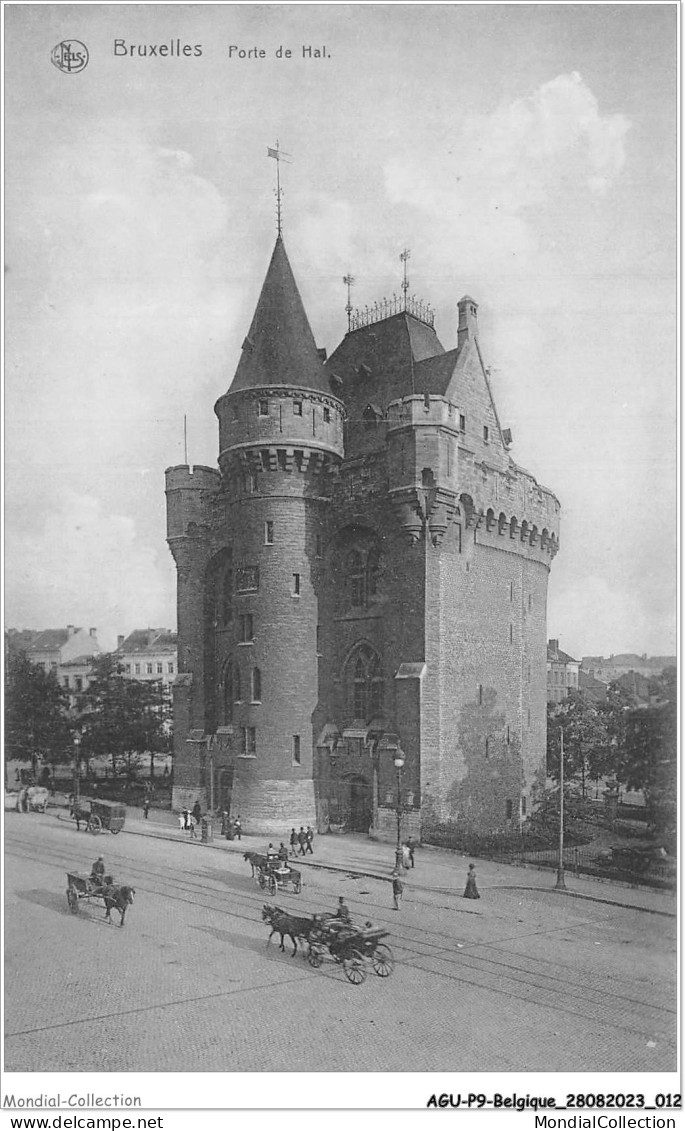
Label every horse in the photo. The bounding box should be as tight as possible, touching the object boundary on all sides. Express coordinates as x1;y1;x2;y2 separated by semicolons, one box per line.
102;884;135;927
261;904;319;957
70;801;91;831
244;851;269;877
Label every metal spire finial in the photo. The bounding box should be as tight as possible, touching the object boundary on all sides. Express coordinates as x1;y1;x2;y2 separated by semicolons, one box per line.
400;248;411;311
267;141;292;236
343;274;355;332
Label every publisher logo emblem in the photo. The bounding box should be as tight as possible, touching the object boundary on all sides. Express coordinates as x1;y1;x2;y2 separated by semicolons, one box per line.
51;40;89;73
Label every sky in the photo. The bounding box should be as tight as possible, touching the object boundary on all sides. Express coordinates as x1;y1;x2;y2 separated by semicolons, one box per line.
4;2;677;659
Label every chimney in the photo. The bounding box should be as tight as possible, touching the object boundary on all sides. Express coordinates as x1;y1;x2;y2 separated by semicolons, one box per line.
457;295;479;347
117;635;124;650
67;624;75;637
549;638;559;652
89;627;97;638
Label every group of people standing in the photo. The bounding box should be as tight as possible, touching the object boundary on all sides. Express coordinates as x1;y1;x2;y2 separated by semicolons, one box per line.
289;826;314;856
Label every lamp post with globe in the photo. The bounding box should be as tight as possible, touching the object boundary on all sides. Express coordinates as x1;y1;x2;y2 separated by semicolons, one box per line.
394;752;405;872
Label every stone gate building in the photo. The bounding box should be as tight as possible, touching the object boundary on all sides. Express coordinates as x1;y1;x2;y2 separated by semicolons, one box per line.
165;234;559;838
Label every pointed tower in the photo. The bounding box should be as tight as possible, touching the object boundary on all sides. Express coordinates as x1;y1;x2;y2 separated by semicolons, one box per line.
167;236;344;829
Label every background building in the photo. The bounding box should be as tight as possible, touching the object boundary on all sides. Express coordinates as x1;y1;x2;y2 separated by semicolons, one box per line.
546;638;580;703
115;629;178;685
166;235;559;836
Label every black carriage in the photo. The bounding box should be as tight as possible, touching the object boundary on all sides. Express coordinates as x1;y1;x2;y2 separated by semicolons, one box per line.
73;798;126;835
256;859;302;896
307;918;394;984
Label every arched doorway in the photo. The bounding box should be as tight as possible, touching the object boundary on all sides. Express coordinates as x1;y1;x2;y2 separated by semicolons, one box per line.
342;773;372;832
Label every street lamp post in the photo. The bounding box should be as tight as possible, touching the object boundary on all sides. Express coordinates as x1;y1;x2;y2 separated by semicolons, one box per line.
394;753;405;872
555;726;566;891
73;735;81;809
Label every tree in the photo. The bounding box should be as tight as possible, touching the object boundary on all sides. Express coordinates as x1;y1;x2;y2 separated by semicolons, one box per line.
76;655;171;780
546;691;613;798
4;651;74;777
618;698;676;846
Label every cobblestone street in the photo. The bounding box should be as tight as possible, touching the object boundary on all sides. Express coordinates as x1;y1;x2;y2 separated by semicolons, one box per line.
4;808;677;1073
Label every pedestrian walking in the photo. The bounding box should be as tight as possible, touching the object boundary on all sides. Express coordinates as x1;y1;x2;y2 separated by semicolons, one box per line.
182;807;190;830
401;842;411;869
392;872;404;911
289;828;298;857
188;814;198;839
297;827;307;855
178;812;185;832
406;839;415;868
305;825;314;854
143;797;151;820
233;816;242;840
192;800;202;827
463;863;480;900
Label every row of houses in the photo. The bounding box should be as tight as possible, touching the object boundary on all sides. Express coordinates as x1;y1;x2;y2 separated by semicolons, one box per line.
546;638;675;707
5;626;178;708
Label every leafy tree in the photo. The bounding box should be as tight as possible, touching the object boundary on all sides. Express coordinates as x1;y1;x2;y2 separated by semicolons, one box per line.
546;691;612;798
618;699;676;845
4;651;75;776
76;655;171;780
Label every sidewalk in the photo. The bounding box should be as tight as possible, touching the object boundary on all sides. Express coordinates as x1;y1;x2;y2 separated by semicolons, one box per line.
78;797;677;919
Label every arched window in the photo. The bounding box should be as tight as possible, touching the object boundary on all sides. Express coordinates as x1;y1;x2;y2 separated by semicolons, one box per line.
251;666;261;702
348;551;365;607
234;664;242;702
348;646;383;721
367;548;380;599
486;508;496;532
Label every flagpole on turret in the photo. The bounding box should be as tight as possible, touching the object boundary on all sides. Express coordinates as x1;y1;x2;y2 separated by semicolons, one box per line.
267;141;292;236
343;274;355;332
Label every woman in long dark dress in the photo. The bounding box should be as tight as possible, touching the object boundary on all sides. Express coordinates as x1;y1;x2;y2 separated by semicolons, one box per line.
463;863;480;899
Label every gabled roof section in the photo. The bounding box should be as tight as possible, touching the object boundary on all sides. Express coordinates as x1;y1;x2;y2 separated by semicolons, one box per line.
30;629;72;652
118;629;177;654
229;236;329;394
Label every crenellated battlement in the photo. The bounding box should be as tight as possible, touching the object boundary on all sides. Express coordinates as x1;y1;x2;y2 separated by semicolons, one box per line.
165;464;221;492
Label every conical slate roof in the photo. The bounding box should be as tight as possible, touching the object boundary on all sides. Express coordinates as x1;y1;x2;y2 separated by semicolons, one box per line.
229;236;329;394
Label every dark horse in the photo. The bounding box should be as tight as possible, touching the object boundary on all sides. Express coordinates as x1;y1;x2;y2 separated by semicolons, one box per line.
244;851;270;877
261;904;318;957
102;884;135;927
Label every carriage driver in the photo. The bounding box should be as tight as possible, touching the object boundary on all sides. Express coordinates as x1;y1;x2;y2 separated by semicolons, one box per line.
90;856;106;888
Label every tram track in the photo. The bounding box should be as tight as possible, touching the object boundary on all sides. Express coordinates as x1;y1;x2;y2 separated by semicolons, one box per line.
5;827;676;1049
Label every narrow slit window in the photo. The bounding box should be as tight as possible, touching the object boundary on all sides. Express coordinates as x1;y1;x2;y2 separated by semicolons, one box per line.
293;573;301;596
293;735;301;765
265;521;274;545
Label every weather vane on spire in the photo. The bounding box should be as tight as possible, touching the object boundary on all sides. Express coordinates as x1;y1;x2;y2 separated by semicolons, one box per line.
400;248;411;311
343;274;355;332
267;140;292;236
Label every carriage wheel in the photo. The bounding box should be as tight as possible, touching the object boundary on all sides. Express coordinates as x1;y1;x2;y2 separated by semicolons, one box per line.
308;946;324;968
66;888;79;914
371;944;394;977
293;877;302;894
88;815;102;834
342;951;367;985
258;872;266;889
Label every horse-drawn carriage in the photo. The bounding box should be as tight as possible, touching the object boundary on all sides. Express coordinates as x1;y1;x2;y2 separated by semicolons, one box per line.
307;917;394;984
71;798;126;835
261;905;394;984
65;871;135;926
245;851;302;895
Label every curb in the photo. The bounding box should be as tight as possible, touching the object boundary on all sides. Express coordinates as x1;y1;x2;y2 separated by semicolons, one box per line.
113;818;676;917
